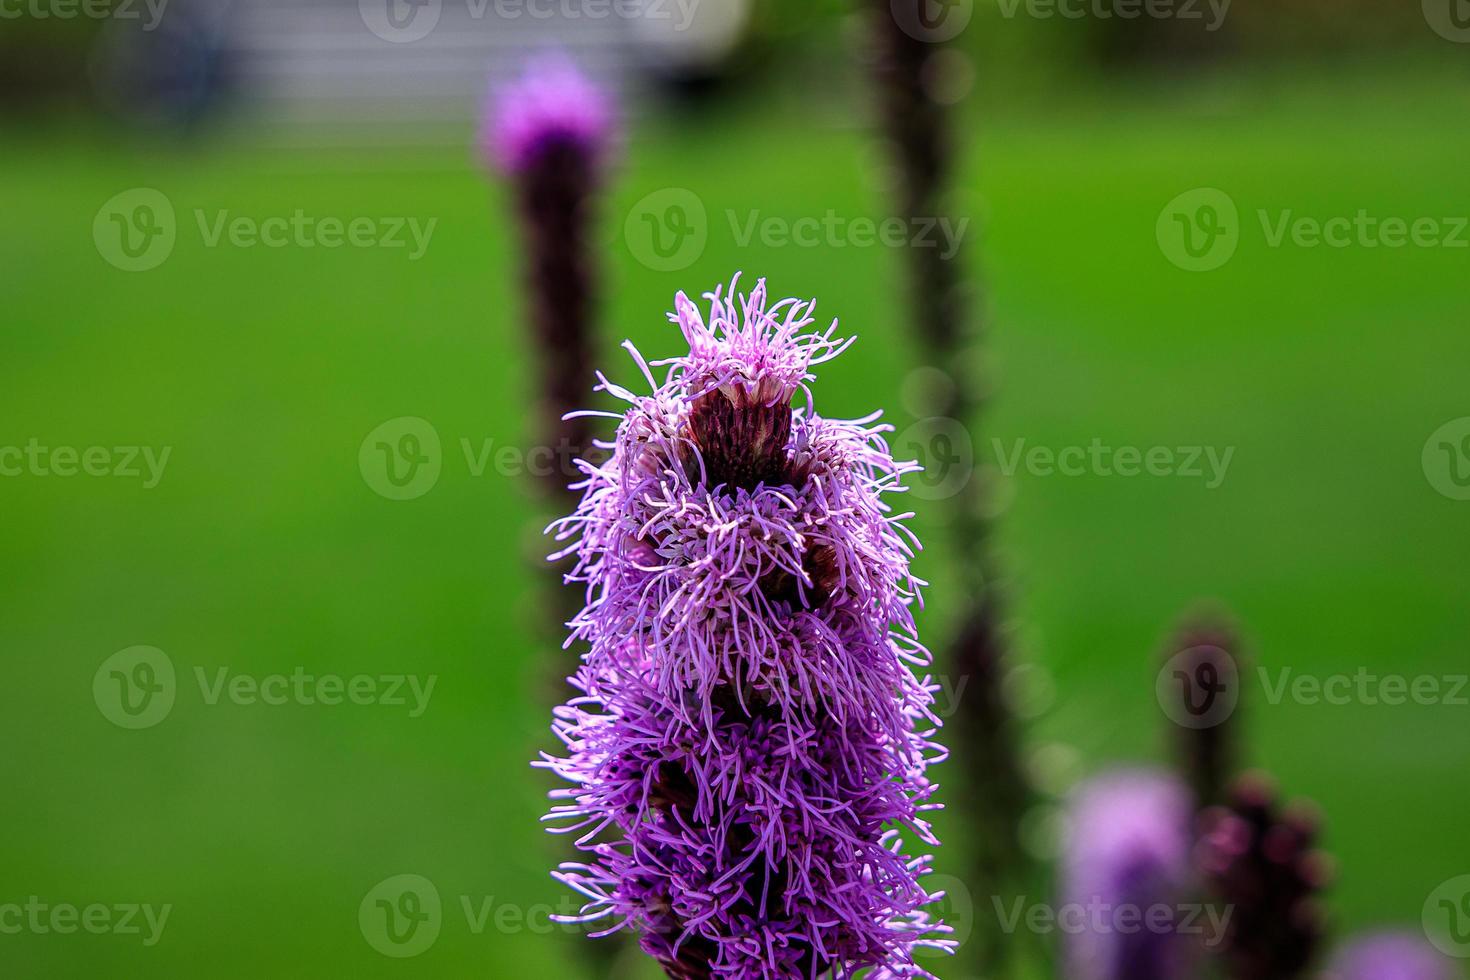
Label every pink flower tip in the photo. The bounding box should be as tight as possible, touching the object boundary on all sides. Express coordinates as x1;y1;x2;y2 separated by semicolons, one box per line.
480;53;616;175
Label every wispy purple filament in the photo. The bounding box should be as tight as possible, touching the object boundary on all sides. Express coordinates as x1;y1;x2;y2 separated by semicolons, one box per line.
537;275;951;978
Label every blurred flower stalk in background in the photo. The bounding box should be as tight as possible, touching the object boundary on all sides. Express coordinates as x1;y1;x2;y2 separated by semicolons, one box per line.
481;52;622;973
482;53;613;679
867;4;1038;976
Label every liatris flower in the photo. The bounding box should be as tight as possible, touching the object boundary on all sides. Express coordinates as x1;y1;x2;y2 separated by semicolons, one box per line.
1324;932;1456;980
1161;612;1241;811
483;53;614;175
1062;769;1197;980
539;275;951;978
481;54;614;511
1199;773;1330;980
868;6;1032;974
484;53;619;972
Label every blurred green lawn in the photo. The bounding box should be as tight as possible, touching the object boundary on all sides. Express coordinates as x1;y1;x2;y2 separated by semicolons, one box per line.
3;64;1468;978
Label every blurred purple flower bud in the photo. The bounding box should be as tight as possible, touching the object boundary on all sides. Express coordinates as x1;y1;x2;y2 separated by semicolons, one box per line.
1200;773;1331;980
1062;768;1197;980
1324;932;1456;980
481;53;614;175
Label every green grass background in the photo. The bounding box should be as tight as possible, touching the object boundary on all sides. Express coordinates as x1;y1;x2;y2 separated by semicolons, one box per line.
2;62;1468;978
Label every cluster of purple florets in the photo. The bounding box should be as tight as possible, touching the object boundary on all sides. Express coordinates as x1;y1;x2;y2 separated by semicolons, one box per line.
538;275;951;978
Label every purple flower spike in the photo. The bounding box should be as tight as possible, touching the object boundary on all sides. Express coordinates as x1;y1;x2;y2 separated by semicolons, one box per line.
1199;773;1330;980
482;53;615;175
1325;933;1456;980
538;275;952;978
1062;769;1197;980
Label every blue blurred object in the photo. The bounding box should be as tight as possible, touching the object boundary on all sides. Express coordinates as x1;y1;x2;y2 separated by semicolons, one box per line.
90;0;237;129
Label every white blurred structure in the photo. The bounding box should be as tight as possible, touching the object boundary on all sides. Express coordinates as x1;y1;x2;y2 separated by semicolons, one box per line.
190;0;752;147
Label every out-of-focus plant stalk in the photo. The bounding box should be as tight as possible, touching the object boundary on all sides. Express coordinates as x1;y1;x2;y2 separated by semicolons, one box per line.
482;54;613;678
867;4;1037;976
1200;773;1331;980
1163;612;1241;812
481;54;620;977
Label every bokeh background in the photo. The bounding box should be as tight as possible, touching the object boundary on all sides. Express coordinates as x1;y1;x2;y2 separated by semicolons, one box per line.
3;0;1469;976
